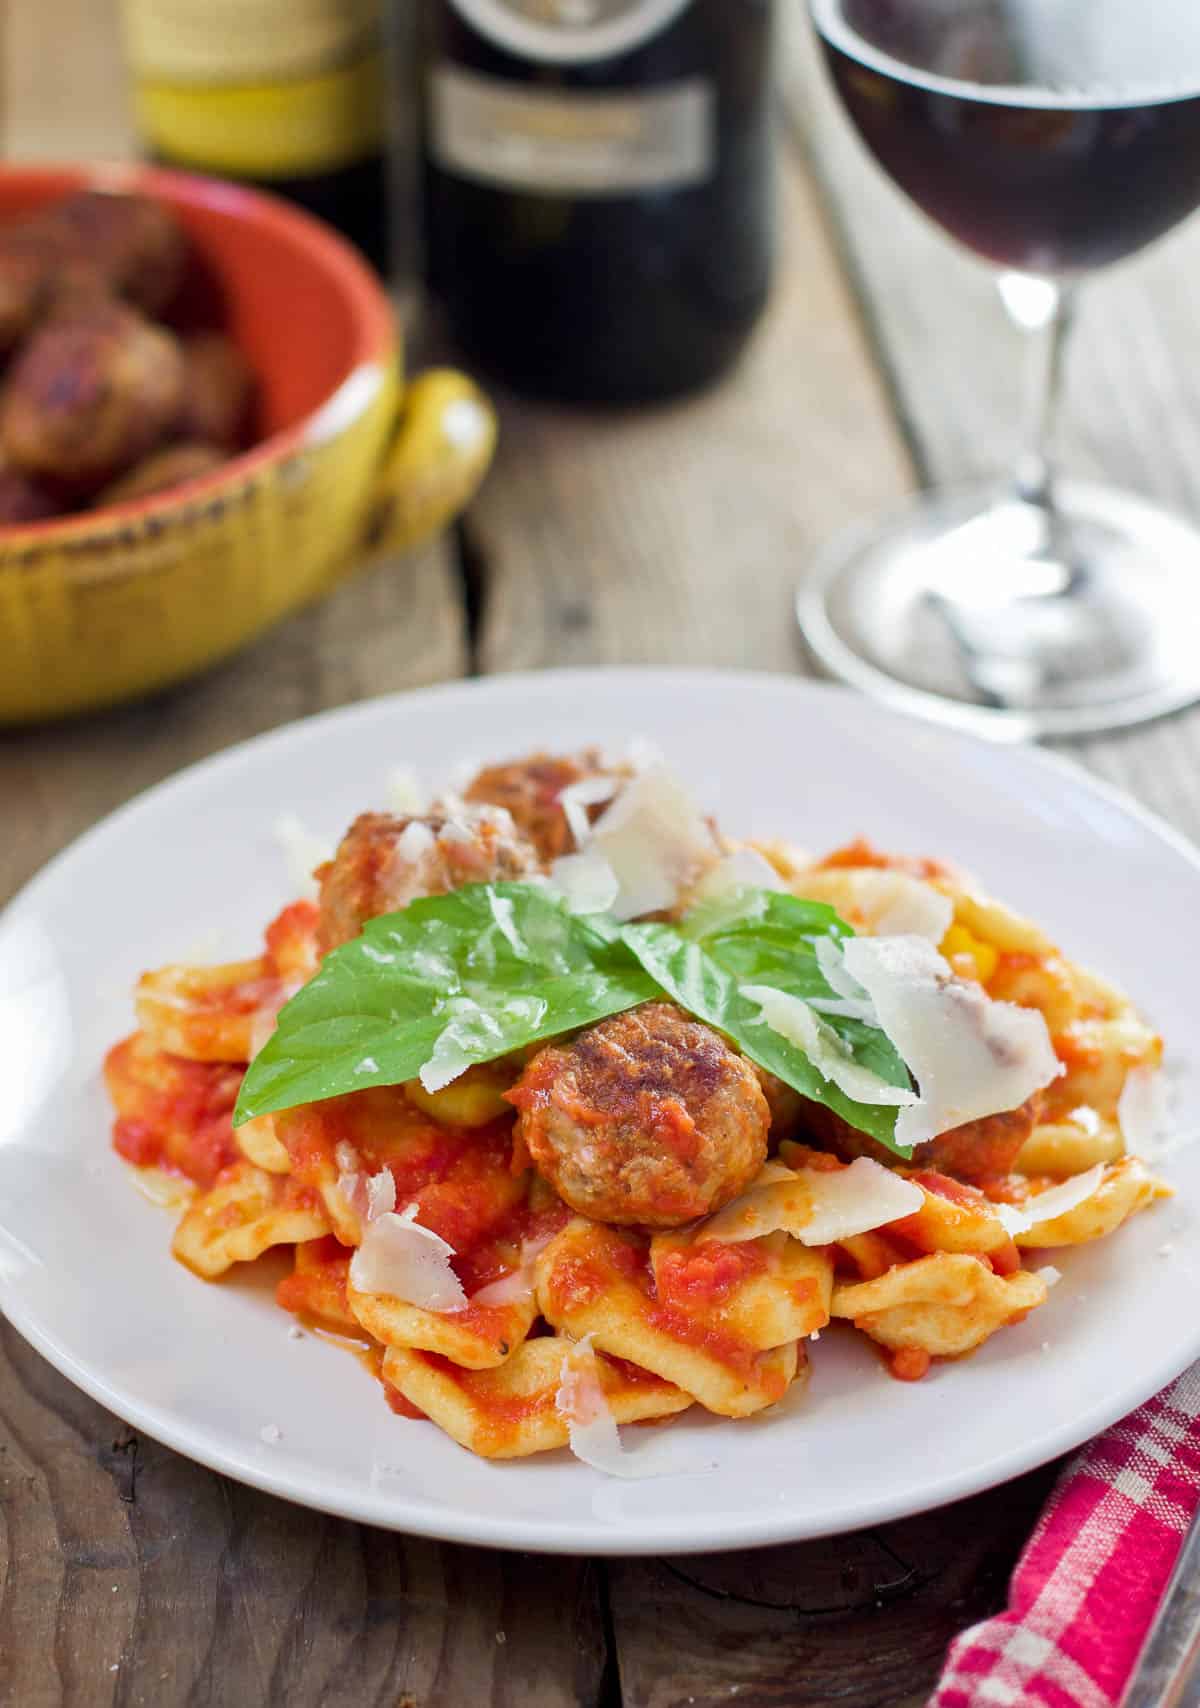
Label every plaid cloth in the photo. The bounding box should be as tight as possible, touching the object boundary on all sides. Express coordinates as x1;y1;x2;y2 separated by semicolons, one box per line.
932;1363;1200;1708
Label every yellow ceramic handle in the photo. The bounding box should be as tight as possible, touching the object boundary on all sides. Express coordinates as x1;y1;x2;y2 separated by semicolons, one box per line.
357;367;498;565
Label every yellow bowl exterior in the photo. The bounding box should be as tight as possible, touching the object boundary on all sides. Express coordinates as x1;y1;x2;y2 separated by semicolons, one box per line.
0;357;400;724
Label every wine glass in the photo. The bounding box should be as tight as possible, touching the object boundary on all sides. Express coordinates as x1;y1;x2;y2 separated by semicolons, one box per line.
799;0;1200;739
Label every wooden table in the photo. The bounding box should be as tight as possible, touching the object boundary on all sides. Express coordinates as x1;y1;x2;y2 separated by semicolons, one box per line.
5;7;1200;1705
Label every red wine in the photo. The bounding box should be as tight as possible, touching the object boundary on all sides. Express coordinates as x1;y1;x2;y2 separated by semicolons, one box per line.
814;0;1200;274
421;0;775;403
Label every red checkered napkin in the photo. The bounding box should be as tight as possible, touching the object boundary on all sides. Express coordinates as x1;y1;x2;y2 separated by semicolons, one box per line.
932;1363;1200;1708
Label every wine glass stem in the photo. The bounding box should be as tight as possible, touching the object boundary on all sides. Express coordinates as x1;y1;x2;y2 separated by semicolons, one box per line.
1014;280;1078;514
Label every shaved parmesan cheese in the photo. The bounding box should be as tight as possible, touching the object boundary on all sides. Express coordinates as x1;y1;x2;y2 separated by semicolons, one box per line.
365;1169;396;1221
811;937;879;1025
626;736;663;773
587;765;719;921
337;1169;369;1220
471;1228;560;1307
273;814;332;901
385;766;426;815
1037;1265;1062;1288
397;820;436;861
690;848;786;902
698;1157;922;1247
549;848;620;916
840;935;1062;1152
560;776;619;849
1118;1066;1172;1155
821;870;953;941
349;1203;467;1312
556;1337;658;1479
741;985;917;1108
994;1164;1105;1237
797;1157;924;1245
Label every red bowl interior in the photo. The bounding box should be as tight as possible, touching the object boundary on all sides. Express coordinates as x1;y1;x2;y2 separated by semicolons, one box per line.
0;162;394;450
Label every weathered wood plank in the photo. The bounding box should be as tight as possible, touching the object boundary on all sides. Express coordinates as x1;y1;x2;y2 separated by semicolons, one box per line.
470;142;913;675
609;1467;1058;1708
0;1318;607;1708
3;0;132;159
780;9;1200;840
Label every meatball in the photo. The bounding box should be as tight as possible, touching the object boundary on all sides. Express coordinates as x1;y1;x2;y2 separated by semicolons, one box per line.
47;190;187;317
508;1002;769;1228
1;299;185;487
462;748;628;864
175;332;255;449
794;1092;1043;1187
317;805;540;951
97;441;224;506
0;454;58;524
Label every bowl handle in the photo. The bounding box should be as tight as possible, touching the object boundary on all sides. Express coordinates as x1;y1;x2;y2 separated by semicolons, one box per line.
348;367;497;573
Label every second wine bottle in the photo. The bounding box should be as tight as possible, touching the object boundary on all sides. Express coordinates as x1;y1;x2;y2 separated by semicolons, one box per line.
420;0;776;404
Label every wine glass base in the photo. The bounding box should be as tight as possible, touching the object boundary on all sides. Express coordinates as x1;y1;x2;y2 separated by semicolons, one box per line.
796;481;1200;741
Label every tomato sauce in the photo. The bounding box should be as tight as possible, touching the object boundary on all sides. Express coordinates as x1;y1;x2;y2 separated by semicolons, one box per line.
655;1240;768;1308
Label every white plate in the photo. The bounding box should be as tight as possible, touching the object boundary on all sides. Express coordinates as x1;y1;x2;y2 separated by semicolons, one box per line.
2;669;1198;1556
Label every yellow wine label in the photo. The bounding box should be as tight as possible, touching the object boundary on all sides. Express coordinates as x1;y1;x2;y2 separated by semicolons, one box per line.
131;49;385;177
121;0;385;175
121;0;381;84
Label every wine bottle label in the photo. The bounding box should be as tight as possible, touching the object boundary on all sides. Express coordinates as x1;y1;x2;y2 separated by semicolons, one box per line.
120;0;385;176
430;65;714;194
447;0;695;65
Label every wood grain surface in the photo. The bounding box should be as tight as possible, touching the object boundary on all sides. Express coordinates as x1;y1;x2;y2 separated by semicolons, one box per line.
4;2;1200;1705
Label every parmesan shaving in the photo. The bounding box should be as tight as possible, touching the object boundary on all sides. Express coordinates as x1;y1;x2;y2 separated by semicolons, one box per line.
365;1169;396;1221
471;1227;559;1307
548;848;620;916
273;814;332;901
698;1157;922;1247
994;1164;1105;1238
1118;1066;1172;1155
811;937;879;1026
586;765;719;921
1037;1265;1062;1288
385;766;426;815
559;776;619;849
556;1336;657;1479
349;1203;467;1312
815;870;953;941
840;934;1062;1151
797;1158;924;1245
397;820;436;861
689;848;785;902
741;985;916;1107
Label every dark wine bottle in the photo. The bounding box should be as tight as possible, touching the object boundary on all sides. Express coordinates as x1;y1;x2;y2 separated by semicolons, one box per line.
120;0;390;273
420;0;776;403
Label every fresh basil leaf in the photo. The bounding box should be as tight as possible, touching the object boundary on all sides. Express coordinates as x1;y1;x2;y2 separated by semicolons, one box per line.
621;890;914;1152
233;883;658;1124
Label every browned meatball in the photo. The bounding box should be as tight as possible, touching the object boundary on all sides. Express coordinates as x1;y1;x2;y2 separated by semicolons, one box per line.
97;441;224;506
1;300;185;487
794;1092;1043;1187
0;454;59;524
0;192;187;349
175;332;255;449
508;1002;769;1228
48;191;187;317
317;805;540;951
462;748;628;864
0;244;49;354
